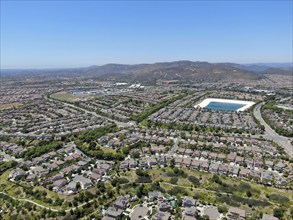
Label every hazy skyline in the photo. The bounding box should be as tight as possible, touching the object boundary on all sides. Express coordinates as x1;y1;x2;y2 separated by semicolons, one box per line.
1;1;292;69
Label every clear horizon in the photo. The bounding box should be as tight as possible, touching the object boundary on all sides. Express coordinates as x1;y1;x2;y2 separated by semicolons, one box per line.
1;1;292;69
1;60;293;70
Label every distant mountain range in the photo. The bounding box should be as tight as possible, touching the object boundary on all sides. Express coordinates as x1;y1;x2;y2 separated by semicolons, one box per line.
83;61;260;82
242;63;293;73
1;61;292;83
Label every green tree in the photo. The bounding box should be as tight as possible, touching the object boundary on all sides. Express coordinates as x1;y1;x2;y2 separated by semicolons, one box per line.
218;205;228;214
76;182;81;191
170;177;178;185
246;191;252;198
273;208;284;219
89;141;96;150
170;158;175;169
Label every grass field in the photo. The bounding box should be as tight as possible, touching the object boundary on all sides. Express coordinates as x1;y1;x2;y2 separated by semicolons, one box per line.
118;167;293;219
0;170;64;210
0;102;23;110
101;147;118;154
1;164;292;219
50;91;78;102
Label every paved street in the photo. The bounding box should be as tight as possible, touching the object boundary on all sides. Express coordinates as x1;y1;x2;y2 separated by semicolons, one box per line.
253;102;293;158
47;96;135;128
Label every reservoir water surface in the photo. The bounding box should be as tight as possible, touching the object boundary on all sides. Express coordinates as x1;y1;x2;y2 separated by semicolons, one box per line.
205;101;246;111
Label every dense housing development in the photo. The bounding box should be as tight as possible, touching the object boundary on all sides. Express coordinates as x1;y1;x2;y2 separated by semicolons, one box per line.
0;64;292;220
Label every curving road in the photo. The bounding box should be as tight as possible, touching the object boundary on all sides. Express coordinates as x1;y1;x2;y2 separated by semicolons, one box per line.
253;102;293;158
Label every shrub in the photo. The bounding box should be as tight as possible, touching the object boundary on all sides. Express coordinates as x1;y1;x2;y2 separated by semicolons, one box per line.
188;176;200;186
136;176;152;183
218;205;228;214
273;208;285;218
167;186;187;196
170;177;178;185
111;178;129;186
269;194;289;205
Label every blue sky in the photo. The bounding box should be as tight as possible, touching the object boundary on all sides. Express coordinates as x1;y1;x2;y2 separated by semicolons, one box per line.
1;1;292;68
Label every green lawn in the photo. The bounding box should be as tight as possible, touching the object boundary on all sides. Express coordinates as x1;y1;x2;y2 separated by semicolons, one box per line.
50;92;77;102
101;147;118;154
0;170;24;196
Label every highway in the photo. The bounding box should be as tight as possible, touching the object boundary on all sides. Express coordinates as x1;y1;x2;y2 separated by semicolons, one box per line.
253;102;293;158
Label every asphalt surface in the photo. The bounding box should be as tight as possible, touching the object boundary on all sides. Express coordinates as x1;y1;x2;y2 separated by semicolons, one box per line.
47;96;292;157
46;96;135;128
253;102;293;158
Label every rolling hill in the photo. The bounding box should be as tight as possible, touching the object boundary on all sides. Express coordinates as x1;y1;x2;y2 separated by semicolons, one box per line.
82;61;263;83
3;60;291;83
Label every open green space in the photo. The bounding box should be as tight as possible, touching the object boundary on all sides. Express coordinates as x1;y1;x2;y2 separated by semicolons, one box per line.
118;167;293;219
50;92;78;103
